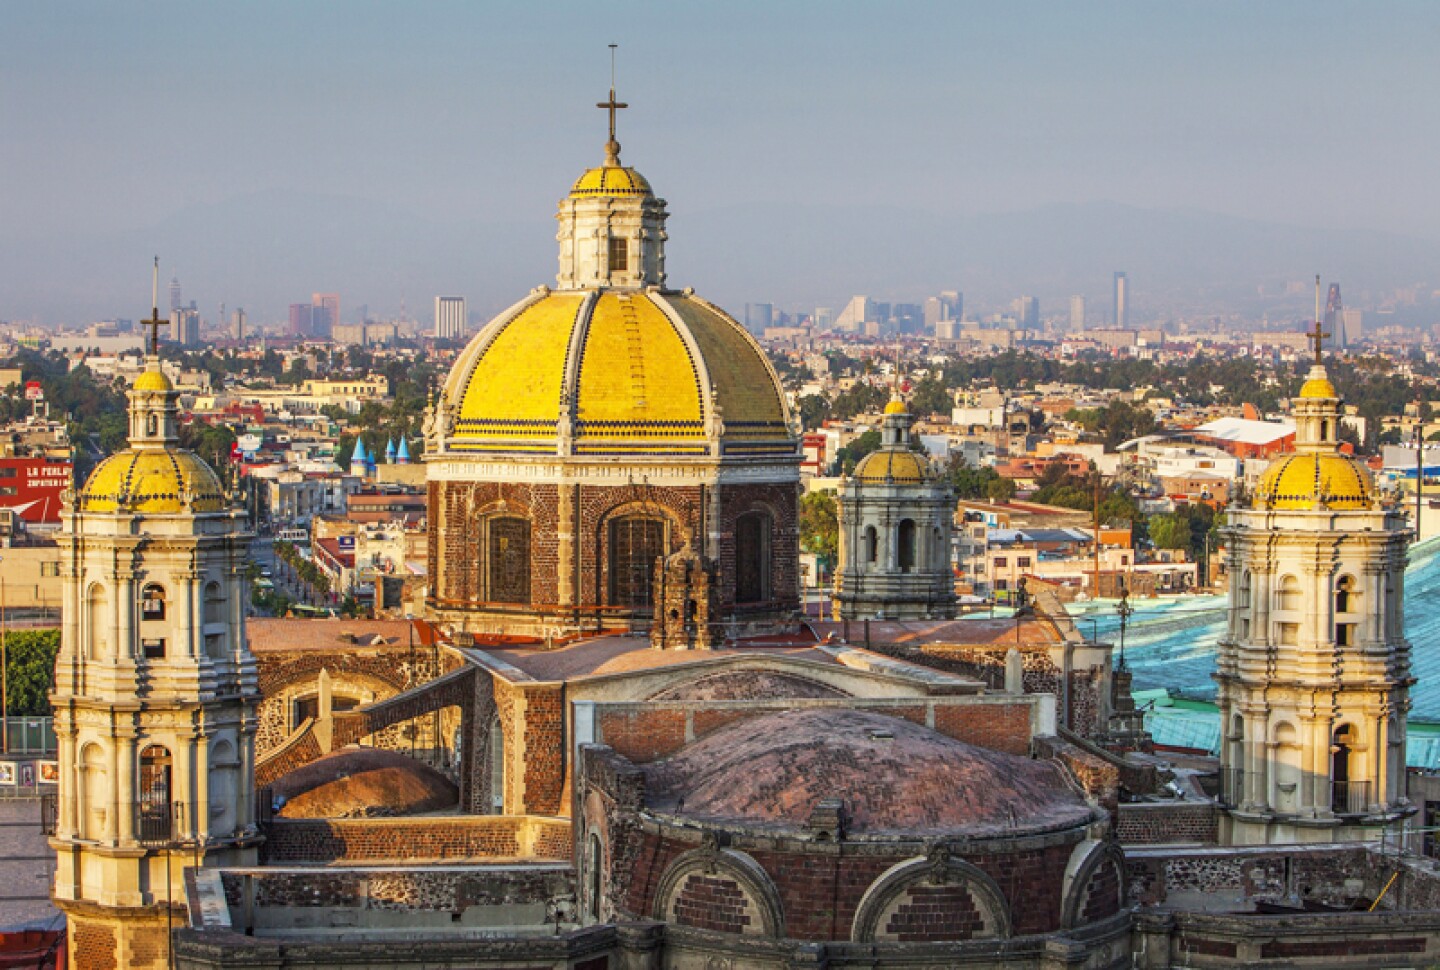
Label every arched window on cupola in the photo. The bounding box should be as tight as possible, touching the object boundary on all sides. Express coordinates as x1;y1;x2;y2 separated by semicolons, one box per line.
1335;575;1359;646
897;519;917;571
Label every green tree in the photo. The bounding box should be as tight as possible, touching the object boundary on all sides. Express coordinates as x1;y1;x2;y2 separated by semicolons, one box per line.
3;629;60;715
907;376;952;418
796;394;829;431
1148;513;1191;550
834;430;882;474
986;476;1017;503
799;490;839;564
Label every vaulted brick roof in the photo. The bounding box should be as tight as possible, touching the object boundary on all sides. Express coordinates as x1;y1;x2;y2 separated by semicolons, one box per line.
643;708;1095;838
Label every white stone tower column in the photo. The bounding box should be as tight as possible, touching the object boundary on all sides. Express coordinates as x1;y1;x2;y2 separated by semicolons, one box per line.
1217;348;1412;845
50;284;260;969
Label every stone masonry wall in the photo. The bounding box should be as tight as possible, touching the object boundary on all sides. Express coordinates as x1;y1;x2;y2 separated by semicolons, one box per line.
262;816;573;865
219;866;573;915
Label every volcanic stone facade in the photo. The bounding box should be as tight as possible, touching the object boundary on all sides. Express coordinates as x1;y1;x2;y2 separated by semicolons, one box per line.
426;476;800;637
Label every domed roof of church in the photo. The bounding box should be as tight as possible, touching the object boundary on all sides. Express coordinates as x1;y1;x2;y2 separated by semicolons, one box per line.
132;369;174;392
853;448;930;484
1254;452;1373;511
442;289;791;457
570;165;652;198
78;448;227;514
643;708;1096;838
1298;375;1338;399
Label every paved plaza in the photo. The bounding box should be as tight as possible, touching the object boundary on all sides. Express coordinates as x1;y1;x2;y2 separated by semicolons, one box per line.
0;798;59;929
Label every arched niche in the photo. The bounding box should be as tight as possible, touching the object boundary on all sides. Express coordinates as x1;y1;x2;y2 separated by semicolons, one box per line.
851;848;1011;943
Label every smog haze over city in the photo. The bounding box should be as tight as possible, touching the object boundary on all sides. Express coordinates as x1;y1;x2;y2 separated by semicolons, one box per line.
5;0;1440;326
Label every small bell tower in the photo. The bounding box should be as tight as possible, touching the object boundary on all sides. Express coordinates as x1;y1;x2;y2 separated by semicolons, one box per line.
50;260;261;968
1217;285;1413;844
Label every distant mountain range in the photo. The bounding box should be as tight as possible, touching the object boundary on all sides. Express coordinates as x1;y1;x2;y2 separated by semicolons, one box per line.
6;191;1439;327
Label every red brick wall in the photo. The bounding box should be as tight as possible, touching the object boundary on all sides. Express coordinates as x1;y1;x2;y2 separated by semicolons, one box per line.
598;709;688;763
620;830;1075;941
669;873;758;934
427;477;800;623
932;702;1031;755
877;884;986;942
519;683;566;815
597;696;1036;765
1115;802;1218;845
1079;857;1123;923
71;920;117;970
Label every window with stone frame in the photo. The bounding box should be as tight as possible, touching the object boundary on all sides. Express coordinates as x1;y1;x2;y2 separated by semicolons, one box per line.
487;516;532;604
141;583;167;621
608;236;629;273
609;515;666;609
735;511;772;604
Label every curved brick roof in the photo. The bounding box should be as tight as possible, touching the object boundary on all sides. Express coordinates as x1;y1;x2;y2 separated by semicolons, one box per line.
643;708;1094;838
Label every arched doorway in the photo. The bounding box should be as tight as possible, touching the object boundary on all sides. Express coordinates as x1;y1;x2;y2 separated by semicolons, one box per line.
138;745;173;843
1332;724;1358;814
609;515;666;610
735;512;772;604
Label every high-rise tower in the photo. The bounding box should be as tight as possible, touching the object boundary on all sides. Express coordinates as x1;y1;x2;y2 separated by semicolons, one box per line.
50;263;260;968
434;296;466;340
1112;272;1128;327
1216;319;1412;845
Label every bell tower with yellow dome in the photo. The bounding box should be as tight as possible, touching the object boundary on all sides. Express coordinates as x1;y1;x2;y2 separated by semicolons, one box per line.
425;85;800;639
834;392;956;620
1216;315;1412;845
50;263;260;968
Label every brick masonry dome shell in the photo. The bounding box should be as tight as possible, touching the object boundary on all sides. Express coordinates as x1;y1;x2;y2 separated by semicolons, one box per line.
642;708;1096;838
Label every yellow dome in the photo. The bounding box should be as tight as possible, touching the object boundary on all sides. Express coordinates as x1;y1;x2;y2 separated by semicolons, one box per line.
78;449;227;514
854;449;929;484
132;369;173;392
1254;452;1373;511
884;399;907;415
1299;376;1337;399
444;290;791;457
570;166;652;198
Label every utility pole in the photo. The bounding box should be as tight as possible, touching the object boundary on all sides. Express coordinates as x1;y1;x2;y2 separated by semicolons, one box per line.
1417;423;1424;541
1092;474;1102;600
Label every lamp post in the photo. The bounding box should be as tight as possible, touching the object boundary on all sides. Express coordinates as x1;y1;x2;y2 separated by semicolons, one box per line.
0;554;7;754
1115;580;1133;672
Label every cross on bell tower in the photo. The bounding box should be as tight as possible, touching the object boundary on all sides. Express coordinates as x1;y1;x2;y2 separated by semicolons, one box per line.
1307;319;1330;366
143;256;168;356
597;44;627;165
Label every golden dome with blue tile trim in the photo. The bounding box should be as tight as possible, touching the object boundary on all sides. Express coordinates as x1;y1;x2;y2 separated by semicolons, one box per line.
570;166;652;198
442;290;791;458
78;449;226;514
1254;452;1373;511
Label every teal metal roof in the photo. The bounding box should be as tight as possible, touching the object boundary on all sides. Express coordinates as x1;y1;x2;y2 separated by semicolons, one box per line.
1076;537;1440;768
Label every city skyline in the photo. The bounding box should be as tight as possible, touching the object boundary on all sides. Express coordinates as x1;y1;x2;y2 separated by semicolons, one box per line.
5;1;1440;323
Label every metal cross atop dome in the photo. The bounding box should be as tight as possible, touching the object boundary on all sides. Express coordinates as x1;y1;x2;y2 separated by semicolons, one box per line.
142;256;167;356
1307;318;1329;366
597;44;627;165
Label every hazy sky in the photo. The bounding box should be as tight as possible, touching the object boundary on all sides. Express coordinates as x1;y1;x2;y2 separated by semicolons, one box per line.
5;1;1440;322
